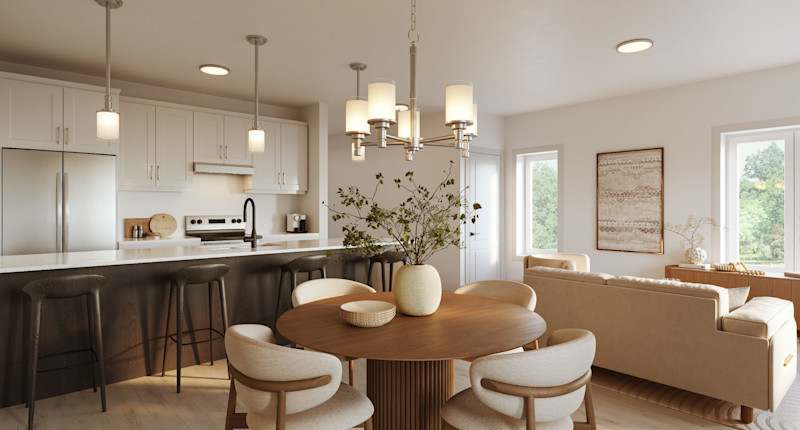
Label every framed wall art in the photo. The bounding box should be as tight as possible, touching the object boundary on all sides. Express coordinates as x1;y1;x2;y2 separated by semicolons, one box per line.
596;147;663;254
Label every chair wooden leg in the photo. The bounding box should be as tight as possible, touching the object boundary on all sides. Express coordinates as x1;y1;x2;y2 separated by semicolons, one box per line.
533;339;539;349
584;380;597;429
363;416;373;430
349;360;355;386
524;395;536;430
741;406;754;424
225;380;237;430
277;390;287;430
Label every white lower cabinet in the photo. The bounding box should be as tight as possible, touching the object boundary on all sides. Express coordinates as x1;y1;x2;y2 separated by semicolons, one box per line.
244;121;307;194
119;102;193;191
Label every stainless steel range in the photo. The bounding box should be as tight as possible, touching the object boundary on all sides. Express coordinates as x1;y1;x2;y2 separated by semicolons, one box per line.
185;215;247;245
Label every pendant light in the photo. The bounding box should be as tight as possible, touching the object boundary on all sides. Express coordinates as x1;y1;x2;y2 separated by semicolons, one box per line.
246;35;267;153
95;0;122;141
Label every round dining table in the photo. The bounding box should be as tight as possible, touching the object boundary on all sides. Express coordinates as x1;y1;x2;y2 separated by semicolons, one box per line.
277;292;547;430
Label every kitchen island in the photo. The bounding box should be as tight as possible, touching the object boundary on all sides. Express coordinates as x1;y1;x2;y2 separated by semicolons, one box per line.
0;239;376;407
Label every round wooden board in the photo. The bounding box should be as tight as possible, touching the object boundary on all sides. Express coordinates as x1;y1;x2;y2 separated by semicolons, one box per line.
149;213;177;237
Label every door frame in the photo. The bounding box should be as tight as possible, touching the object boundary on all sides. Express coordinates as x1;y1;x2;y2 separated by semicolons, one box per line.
461;146;505;286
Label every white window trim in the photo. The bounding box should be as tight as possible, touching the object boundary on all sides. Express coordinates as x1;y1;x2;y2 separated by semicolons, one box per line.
513;145;564;258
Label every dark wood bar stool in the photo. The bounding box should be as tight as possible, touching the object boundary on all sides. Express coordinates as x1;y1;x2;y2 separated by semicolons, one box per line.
276;255;329;318
367;251;407;292
23;274;108;430
161;263;230;393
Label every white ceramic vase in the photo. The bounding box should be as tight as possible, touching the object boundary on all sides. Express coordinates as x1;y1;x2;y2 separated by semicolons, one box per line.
392;264;442;316
685;247;707;264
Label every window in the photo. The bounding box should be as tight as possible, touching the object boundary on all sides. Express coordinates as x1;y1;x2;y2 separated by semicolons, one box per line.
515;147;562;256
721;128;800;272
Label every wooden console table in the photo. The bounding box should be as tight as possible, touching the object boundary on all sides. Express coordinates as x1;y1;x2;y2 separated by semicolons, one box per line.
665;265;800;328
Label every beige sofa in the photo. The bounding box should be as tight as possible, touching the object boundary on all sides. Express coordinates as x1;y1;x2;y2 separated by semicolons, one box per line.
523;266;797;420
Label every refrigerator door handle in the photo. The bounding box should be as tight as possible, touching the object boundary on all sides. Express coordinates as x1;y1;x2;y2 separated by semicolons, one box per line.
64;172;69;252
56;173;62;253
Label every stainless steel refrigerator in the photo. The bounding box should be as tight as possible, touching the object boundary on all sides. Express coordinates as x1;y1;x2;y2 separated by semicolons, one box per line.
2;148;116;255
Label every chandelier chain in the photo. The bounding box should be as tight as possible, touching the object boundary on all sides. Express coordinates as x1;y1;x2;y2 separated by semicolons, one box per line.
408;0;419;44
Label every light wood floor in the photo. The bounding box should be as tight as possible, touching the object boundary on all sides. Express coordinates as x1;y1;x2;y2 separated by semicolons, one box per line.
0;358;727;429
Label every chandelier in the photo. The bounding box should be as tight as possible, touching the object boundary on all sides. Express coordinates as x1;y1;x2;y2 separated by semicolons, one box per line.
345;0;478;161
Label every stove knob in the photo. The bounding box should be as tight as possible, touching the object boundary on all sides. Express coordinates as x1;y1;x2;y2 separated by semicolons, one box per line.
190;219;196;224
231;218;236;223
197;219;203;224
237;219;242;223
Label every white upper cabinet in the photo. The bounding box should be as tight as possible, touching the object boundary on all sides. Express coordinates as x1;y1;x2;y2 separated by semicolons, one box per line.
119;102;193;191
193;112;224;164
244;120;307;194
0;79;63;151
0;78;116;155
223;115;253;167
155;107;193;190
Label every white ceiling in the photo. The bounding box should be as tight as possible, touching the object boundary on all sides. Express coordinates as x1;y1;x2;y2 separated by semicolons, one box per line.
3;0;800;134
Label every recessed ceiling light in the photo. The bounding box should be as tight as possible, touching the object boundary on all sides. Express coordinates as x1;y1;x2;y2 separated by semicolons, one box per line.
616;39;653;54
395;104;409;112
199;64;230;76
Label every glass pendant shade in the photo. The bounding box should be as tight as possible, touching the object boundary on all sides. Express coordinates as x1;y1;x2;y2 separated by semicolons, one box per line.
367;79;396;121
351;142;365;162
96;109;119;140
445;81;473;123
345;96;370;134
466;102;478;136
397;109;420;139
248;128;266;152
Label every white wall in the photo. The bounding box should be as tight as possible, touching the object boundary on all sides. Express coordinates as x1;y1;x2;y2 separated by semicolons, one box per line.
503;62;800;279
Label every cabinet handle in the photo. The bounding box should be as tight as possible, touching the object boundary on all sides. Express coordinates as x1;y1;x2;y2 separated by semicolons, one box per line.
224;145;228;159
56;126;60;144
65;127;69;145
149;164;153;180
282;172;286;184
157;165;160;180
277;172;280;183
219;144;223;159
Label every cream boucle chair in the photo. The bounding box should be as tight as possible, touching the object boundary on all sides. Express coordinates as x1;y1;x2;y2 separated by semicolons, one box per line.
291;278;376;386
524;254;590;272
455;280;538;351
441;329;597;430
224;324;374;430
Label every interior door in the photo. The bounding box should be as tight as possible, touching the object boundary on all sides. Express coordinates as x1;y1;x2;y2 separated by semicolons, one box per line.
466;152;501;283
63;152;116;252
2;149;63;255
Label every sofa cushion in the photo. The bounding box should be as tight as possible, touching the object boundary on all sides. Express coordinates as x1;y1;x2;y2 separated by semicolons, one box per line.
728;286;750;311
524;267;614;285
722;296;794;339
607;276;730;326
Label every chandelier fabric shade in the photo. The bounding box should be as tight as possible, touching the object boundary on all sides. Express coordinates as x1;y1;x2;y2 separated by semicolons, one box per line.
96;110;120;140
246;34;267;153
344;0;477;161
95;0;122;141
248;128;265;153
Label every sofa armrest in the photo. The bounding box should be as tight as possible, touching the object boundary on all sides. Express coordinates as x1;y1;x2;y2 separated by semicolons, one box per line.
722;296;794;339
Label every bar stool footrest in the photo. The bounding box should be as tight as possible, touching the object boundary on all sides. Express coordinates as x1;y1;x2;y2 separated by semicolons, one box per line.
167;328;225;346
36;347;100;374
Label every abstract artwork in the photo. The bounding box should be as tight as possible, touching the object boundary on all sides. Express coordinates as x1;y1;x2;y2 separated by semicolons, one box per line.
596;148;663;253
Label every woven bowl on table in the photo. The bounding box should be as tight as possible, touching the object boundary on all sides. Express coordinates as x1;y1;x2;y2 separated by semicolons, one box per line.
340;300;396;328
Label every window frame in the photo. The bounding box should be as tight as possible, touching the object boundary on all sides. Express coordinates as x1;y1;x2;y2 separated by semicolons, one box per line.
513;145;563;258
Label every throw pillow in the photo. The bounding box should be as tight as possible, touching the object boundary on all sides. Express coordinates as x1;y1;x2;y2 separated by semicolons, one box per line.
728;286;750;311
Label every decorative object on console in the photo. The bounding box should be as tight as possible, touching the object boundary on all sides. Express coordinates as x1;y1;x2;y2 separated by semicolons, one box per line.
665;215;718;264
344;0;478;162
597;148;664;254
712;262;765;276
95;0;122;141
340;300;396;328
326;162;480;316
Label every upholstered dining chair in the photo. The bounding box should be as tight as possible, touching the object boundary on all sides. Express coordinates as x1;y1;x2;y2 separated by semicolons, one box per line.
441;329;597;430
291;278;376;386
454;280;538;350
524;253;590;272
224;324;374;430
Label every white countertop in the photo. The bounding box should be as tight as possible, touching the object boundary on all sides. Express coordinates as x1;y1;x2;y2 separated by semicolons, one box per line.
0;239;360;274
117;235;202;250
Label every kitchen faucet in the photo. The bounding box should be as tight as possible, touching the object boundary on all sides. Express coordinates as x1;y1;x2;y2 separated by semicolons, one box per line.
243;198;257;249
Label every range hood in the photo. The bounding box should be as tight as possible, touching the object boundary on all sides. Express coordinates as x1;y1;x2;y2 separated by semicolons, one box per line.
193;162;254;175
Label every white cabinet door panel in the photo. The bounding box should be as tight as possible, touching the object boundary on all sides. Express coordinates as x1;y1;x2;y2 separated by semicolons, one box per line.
119;102;156;189
0;79;63;151
246;120;281;192
63;88;115;155
155;106;193;190
280;123;307;192
193;112;224;164
223;115;252;167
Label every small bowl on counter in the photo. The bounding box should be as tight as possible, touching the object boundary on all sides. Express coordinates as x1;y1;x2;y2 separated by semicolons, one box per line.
340;300;396;328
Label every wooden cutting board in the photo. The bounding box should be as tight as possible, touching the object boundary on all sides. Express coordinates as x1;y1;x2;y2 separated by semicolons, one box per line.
149;213;177;237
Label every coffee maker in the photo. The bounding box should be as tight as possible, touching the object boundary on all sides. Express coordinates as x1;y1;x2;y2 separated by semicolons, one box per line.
286;213;307;233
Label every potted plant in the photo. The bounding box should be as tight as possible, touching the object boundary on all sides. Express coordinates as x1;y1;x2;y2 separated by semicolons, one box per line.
664;215;719;264
326;161;480;316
